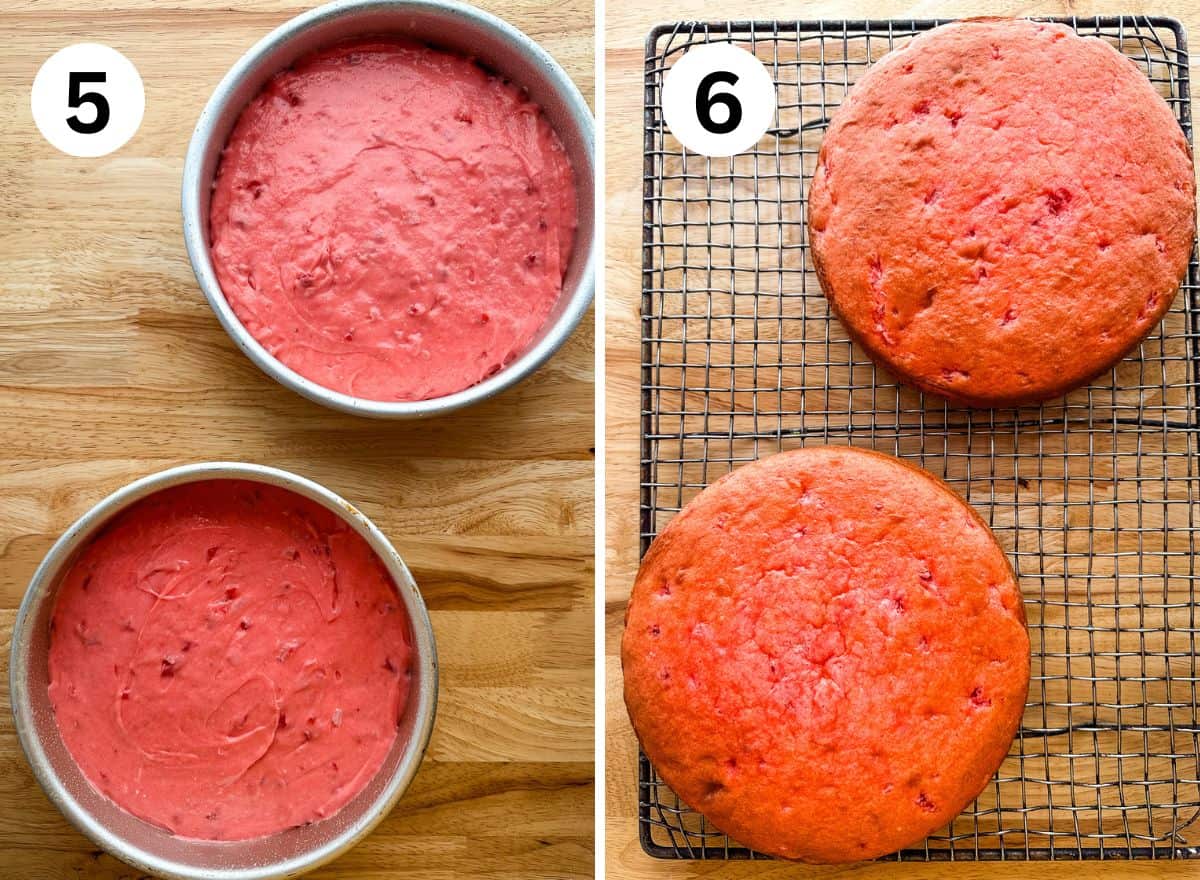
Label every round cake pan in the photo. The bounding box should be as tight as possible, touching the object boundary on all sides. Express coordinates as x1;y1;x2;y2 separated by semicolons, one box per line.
9;462;438;880
182;0;596;418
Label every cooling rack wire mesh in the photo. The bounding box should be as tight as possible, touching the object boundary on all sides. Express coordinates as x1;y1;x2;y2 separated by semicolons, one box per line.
638;16;1200;860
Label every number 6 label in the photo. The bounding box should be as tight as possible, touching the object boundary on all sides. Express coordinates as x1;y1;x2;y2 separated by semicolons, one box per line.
32;43;144;158
661;43;776;158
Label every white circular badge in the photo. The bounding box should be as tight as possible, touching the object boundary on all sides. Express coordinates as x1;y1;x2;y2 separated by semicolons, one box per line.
31;43;145;158
660;42;776;158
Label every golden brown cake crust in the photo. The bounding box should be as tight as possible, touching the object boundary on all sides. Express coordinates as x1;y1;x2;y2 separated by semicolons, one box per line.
809;19;1196;408
622;447;1030;862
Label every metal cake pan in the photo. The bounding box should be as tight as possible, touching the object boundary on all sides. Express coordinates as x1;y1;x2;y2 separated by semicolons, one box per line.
181;0;596;417
9;462;438;880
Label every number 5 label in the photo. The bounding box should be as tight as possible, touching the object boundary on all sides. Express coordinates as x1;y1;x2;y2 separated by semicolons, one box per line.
32;43;144;158
660;43;776;158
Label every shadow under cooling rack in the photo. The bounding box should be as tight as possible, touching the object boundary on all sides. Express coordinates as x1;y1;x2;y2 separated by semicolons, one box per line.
638;15;1200;862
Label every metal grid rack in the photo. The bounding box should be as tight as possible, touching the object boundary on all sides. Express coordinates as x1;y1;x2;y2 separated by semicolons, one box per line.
639;16;1200;861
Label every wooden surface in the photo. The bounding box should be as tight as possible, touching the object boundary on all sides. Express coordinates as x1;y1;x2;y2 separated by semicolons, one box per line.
604;0;1200;877
0;2;593;878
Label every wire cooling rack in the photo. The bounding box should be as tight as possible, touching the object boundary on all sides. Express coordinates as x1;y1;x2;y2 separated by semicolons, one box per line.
638;16;1200;861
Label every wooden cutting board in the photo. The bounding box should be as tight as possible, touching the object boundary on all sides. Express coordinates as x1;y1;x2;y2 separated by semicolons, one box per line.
604;0;1200;877
0;1;594;877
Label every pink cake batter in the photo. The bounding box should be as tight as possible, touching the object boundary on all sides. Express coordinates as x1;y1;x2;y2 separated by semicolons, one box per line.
47;480;413;840
208;39;579;401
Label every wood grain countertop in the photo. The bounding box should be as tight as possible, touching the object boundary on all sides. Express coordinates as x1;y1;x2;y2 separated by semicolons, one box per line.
605;0;1200;877
0;1;594;877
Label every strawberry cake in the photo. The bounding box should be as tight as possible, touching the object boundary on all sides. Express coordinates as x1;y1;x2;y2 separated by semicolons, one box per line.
809;19;1195;407
622;447;1030;861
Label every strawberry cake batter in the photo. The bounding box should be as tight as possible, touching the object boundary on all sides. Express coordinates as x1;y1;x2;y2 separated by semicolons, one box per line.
47;479;413;840
208;39;578;402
